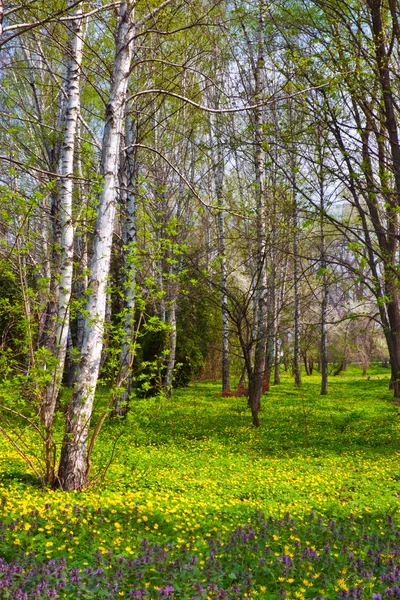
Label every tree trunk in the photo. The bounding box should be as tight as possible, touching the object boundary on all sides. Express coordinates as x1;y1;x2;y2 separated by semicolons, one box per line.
303;351;310;376
41;4;84;435
308;358;314;375
386;287;400;397
57;2;135;490
248;2;267;427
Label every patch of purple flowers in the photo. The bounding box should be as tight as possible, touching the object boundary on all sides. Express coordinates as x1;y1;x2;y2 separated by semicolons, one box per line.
1;511;400;598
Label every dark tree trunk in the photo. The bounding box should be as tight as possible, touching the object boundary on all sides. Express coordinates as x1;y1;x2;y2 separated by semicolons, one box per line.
303;351;310;376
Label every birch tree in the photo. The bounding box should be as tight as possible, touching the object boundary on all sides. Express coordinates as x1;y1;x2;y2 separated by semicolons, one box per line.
245;1;268;427
41;3;84;461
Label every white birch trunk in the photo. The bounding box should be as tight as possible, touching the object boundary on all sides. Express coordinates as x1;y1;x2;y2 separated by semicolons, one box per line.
41;4;84;432
58;1;135;490
248;3;267;427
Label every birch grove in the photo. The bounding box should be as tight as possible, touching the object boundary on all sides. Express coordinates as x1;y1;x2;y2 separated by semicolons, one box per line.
1;0;400;490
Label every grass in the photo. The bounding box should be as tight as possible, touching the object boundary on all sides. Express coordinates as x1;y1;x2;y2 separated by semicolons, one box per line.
1;365;400;599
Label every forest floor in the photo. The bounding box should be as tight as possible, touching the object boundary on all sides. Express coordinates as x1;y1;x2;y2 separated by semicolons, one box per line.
1;366;400;599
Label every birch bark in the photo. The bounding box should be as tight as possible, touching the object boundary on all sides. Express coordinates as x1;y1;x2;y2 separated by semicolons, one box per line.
248;2;267;427
41;4;84;435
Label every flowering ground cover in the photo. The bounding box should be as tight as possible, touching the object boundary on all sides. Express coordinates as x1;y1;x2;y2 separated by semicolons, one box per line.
1;366;400;598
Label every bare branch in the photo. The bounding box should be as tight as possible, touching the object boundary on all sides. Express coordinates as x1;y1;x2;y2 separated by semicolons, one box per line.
128;78;350;114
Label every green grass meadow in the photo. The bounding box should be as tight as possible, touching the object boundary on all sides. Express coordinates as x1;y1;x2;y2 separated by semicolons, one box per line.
1;365;400;598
